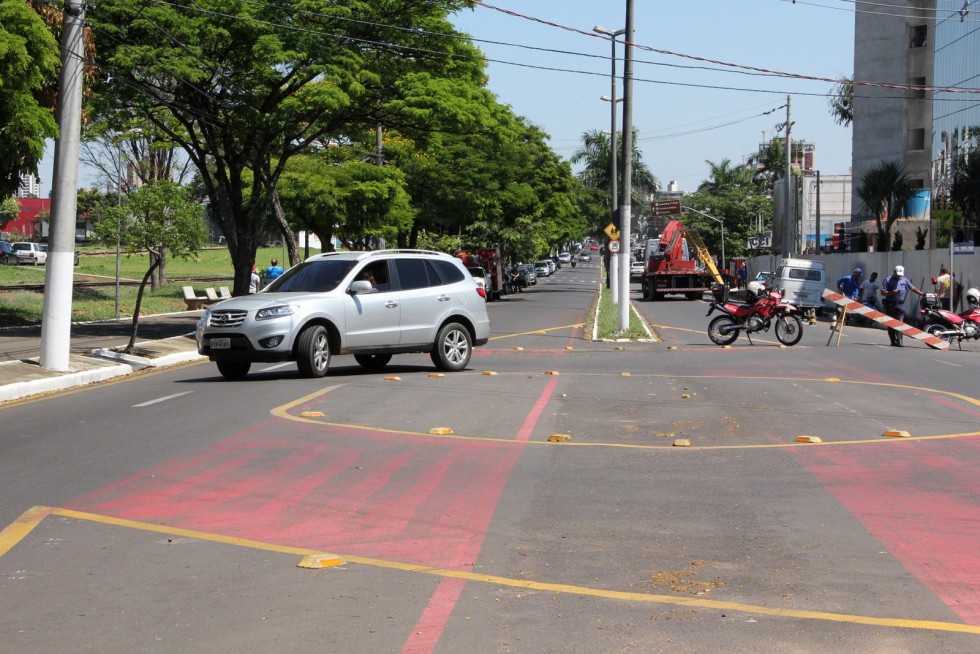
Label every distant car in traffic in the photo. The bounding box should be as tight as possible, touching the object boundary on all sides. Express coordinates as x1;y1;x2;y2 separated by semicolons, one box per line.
518;263;537;286
577;252;591;262
630;261;645;280
467;266;494;301
3;242;46;265
37;244;80;266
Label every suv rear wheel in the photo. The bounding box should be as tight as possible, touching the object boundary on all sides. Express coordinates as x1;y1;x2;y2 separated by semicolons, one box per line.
354;353;392;370
296;324;330;378
430;322;472;372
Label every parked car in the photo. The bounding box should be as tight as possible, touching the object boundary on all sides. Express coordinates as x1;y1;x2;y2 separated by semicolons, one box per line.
196;249;491;379
37;244;80;266
3;242;47;265
557;252;571;264
630;261;646;280
467;266;494;301
518;263;537;286
534;260;551;277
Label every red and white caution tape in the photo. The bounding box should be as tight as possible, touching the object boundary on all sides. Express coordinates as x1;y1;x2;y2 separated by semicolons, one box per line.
821;289;949;351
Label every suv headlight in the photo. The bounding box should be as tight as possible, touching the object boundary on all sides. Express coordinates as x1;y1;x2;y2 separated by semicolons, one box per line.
256;304;298;320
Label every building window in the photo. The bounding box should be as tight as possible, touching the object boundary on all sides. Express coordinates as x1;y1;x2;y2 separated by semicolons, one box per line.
910;24;927;48
908;77;926;99
907;128;926;151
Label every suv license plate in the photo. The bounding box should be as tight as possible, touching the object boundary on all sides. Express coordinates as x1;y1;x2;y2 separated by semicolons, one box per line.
210;337;231;349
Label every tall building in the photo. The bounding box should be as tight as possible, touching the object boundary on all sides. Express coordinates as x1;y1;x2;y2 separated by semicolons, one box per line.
852;1;980;229
931;1;980;200
16;172;41;198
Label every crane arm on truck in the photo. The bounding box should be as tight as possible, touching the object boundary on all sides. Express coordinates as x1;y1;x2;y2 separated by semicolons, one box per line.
682;227;724;286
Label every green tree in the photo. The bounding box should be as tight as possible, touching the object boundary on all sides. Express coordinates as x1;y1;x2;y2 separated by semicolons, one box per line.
950;149;980;231
828;76;854;127
0;0;59;197
748;141;785;194
682;190;773;261
278;153;413;251
697;159;754;195
0;195;20;228
570;128;659;208
88;0;477;295
855;161;915;251
93;181;208;351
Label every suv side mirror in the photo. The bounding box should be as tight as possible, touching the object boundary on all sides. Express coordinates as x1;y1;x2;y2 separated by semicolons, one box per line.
350;280;373;294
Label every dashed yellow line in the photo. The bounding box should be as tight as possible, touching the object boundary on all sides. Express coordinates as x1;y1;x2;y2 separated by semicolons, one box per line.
2;506;977;635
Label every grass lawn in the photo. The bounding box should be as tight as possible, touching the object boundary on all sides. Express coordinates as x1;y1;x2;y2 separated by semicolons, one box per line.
0;245;311;325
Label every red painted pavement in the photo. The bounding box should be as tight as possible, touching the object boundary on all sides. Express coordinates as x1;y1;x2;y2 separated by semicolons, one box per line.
787;437;980;625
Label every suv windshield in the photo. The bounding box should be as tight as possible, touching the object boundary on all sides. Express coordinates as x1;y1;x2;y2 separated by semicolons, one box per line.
266;259;356;293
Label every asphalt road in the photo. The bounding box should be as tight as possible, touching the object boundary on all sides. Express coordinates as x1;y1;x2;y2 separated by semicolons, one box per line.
2;259;979;653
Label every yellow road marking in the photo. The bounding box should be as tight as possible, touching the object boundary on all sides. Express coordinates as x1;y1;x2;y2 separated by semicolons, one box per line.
270;375;980;450
3;506;977;635
488;323;584;341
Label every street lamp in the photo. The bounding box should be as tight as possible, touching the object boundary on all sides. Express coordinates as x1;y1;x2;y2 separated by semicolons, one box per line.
682;206;725;276
594;25;625;300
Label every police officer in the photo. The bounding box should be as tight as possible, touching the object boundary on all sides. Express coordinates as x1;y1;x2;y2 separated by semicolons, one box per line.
880;265;924;347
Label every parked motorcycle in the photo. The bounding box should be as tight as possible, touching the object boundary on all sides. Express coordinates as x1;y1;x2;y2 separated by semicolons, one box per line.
706;289;804;346
920;287;980;346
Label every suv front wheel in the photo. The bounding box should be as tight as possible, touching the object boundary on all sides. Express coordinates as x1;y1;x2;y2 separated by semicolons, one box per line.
431;322;472;372
296;324;331;378
217;360;251;380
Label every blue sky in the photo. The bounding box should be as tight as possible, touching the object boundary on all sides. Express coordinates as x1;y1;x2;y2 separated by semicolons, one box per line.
450;0;856;191
39;0;856;196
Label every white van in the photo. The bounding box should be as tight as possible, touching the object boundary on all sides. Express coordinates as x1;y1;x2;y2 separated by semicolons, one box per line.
770;258;826;312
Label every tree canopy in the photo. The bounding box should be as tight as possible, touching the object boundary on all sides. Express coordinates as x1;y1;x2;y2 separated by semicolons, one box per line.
87;0;480;294
0;0;60;196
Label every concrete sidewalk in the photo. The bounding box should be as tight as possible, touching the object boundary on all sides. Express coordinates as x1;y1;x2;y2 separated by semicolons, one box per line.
0;333;205;404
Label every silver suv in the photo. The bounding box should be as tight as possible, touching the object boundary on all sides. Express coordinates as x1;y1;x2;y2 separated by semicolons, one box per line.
196;250;491;379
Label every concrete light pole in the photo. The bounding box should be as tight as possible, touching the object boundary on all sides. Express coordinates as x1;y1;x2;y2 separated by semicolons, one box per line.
594;25;625;304
40;0;86;371
617;0;635;331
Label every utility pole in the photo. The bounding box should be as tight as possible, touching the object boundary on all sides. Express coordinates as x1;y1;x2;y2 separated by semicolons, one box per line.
40;0;86;371
618;0;635;331
814;170;821;255
781;95;793;257
594;25;625;303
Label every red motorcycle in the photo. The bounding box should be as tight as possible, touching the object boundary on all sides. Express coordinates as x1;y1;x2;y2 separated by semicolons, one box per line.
706;289;804;346
920;287;980;347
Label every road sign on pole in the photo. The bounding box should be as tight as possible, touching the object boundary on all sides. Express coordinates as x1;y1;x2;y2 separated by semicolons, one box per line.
651;200;681;217
609;240;621;253
604;222;620;240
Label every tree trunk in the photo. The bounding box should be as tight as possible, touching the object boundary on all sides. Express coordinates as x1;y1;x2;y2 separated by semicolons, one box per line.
126;258;162;353
270;189;299;266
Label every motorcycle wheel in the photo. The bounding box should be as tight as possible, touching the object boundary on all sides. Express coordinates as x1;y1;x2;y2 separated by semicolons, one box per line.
925;323;956;344
774;314;803;346
707;315;739;345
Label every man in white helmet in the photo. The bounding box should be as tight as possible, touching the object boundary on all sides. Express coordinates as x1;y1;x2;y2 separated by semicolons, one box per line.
880;265;925;347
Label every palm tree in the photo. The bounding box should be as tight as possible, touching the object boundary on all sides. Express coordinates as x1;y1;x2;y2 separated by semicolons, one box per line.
748;141;785;194
697;158;753;195
571;128;659;207
855;161;915;251
950;150;980;229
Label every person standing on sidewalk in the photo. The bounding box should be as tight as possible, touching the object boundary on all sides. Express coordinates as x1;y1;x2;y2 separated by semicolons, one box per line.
859;271;881;311
249;265;261;294
880;265;925;347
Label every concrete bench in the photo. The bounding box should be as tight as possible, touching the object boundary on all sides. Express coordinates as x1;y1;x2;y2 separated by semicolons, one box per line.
182;286;208;310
